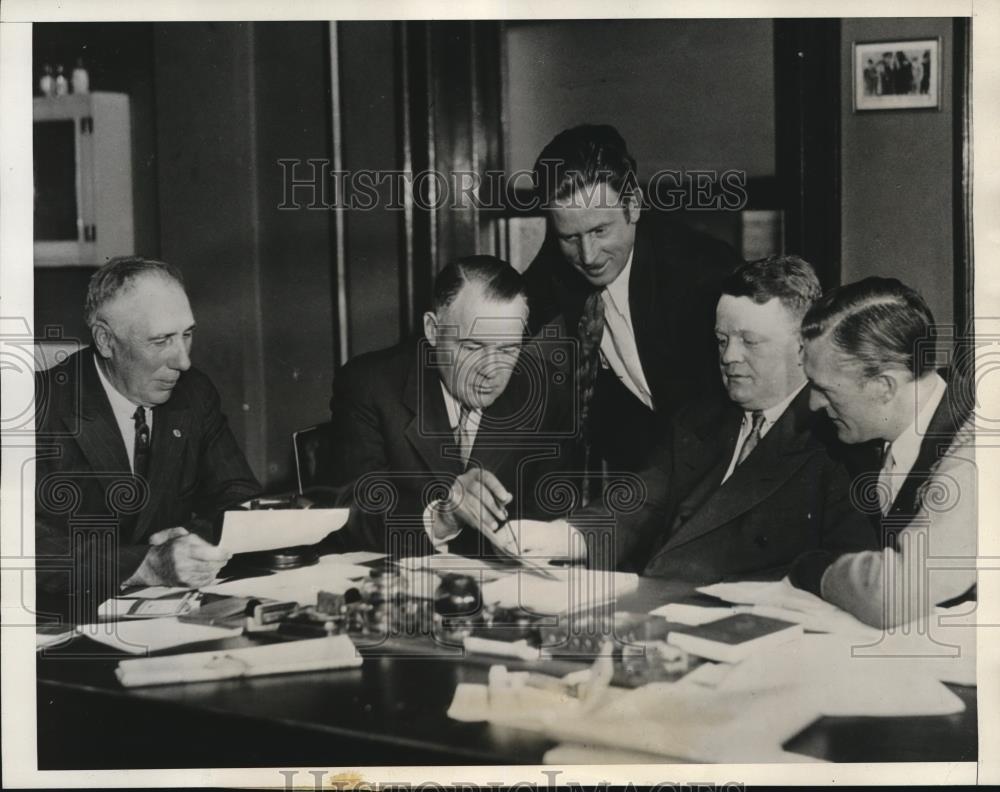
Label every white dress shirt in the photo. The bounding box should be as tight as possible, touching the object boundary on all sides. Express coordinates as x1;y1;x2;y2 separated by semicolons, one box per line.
599;251;654;410
720;382;806;485
94;354;152;474
422;382;484;550
879;372;947;510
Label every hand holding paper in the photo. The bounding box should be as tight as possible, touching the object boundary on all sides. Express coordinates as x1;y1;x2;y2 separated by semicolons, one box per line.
128;528;231;588
217;507;349;554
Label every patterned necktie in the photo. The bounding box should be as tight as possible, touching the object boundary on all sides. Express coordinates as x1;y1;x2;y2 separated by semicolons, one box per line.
878;443;896;515
577;290;606;503
735;410;766;467
577;290;607;433
132;406;151;479
455;405;473;468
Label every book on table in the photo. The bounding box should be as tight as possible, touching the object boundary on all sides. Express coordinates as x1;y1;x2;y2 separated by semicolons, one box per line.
666;612;802;663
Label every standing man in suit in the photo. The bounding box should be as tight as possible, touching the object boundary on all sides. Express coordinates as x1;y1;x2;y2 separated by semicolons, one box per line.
791;277;976;627
523;124;743;476
328;255;574;559
577;256;875;581
36;257;261;622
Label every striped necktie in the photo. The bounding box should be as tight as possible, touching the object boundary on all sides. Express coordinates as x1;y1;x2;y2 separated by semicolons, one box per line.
735;410;766;467
455;405;473;468
132;406;151;479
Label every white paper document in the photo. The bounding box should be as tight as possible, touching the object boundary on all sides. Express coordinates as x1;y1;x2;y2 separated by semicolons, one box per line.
218;507;349;554
115;634;362;687
481;568;638;614
202;562;369;603
80;617;242;655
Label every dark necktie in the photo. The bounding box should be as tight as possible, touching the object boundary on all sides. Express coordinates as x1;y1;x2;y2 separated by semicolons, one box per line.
577;290;606;502
455;405;473;468
133;406;151;480
735;410;766;467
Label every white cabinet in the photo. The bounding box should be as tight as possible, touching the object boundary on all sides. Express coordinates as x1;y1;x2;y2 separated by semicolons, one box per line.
33;92;134;267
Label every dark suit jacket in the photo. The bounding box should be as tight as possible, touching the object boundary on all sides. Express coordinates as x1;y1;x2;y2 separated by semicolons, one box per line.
326;336;576;557
35;349;261;620
523;216;743;471
581;388;877;583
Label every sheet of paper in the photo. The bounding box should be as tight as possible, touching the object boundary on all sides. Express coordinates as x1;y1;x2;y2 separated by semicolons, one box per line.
202;562;368;603
651;602;736;625
320;551;386;565
124;585;196;599
481;568;638;614
115;634;362;687
80;618;242;655
715;633;968;717
36;626;80;651
698;577;882;640
218;507;349;554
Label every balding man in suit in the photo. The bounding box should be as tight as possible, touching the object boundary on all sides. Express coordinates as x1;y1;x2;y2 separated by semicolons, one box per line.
36;257;261;622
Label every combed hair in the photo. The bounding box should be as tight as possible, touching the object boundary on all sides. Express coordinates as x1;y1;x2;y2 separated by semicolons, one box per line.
532;124;639;209
719;255;823;321
801;276;936;379
85;256;185;329
432;255;526;314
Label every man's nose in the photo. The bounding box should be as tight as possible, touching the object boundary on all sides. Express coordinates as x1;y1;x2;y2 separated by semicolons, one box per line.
808;387;826;412
720;339;742;365
170;338;192;371
579;234;600;265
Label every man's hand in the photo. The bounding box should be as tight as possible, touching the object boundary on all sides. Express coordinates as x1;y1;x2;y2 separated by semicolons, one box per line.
513;519;588;562
431;468;512;541
128;527;232;587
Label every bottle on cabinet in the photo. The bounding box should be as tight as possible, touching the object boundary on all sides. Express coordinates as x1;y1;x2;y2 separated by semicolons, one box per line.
53;64;68;96
71;58;90;95
39;63;54;97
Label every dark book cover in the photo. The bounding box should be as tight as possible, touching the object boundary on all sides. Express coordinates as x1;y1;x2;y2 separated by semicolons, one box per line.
670;612;798;645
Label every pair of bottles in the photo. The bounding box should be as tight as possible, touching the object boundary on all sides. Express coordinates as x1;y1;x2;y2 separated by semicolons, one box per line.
39;59;89;97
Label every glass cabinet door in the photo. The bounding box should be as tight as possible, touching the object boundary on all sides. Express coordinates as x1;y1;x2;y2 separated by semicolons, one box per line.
33;119;80;243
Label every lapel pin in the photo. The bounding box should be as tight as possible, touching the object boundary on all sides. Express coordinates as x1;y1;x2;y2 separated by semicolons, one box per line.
172;429;183;438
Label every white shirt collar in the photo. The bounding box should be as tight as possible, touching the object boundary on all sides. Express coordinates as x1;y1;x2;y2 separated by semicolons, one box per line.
602;248;634;315
94;353;144;424
438;380;482;430
746;380;807;435
886;372;947;476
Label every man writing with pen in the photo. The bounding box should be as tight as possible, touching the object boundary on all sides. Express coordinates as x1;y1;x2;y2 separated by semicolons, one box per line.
327;255;576;559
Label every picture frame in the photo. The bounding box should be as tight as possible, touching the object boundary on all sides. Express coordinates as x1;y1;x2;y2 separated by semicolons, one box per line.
853;37;942;111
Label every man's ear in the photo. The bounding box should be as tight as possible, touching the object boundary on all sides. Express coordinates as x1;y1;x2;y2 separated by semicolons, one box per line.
870;372;899;403
422;311;438;347
91;321;114;359
625;188;643;224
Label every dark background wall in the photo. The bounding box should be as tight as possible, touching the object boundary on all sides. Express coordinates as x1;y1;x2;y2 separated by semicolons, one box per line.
505;19;777;179
32;23;159;343
840;17;955;327
32;19;966;486
33;21;335;487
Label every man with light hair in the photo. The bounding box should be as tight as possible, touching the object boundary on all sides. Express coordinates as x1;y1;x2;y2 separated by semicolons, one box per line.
791;277;976;627
36;256;261;622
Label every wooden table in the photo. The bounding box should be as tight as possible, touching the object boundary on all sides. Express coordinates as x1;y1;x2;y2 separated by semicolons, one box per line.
36;576;978;768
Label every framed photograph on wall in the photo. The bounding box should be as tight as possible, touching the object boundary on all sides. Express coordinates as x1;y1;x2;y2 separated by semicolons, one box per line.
853;37;941;111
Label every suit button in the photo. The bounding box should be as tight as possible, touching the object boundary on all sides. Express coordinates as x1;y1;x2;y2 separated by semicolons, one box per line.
755;535;769;548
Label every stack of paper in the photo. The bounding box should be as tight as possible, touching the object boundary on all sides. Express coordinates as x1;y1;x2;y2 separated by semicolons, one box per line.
115;634;361;687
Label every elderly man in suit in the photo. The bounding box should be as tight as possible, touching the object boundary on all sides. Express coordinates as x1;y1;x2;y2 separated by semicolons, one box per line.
523;124;743;475
791;277;976;627
36;257;261;622
574;256;876;581
328;255;573;559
